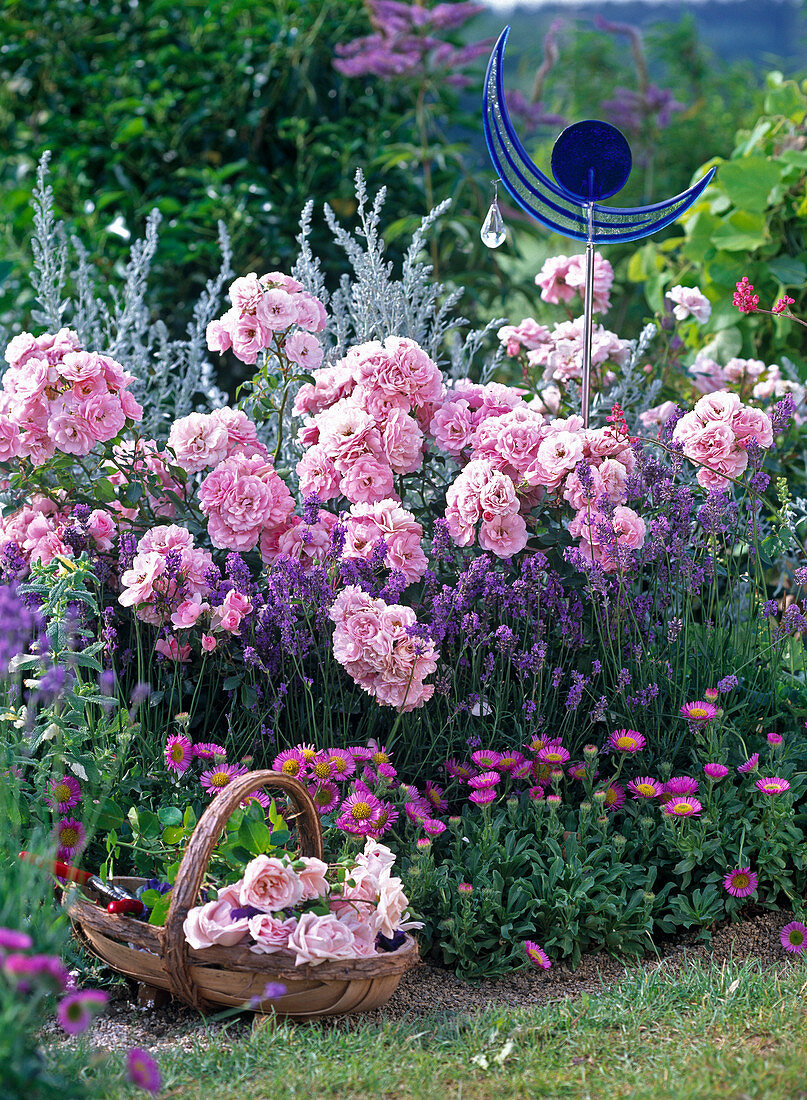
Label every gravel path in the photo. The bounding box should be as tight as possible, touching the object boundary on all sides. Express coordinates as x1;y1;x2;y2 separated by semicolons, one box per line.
44;908;801;1055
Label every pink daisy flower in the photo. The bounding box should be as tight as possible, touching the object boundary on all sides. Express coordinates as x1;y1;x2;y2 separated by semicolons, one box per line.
405;800;430;823
663;796;702;818
497;751;526;773
308;752;337;783
424;781;448;813
722;867;758;898
627;776;662;800
336;790;383;835
767;732;783;746
57;990;108;1036
567;762;587;781
310;780;340;815
349;745;373;761
368;800;399;838
469;787;497;806
423;818;447;837
704;762;729;780
737;753;759;774
369;743;393;768
199;763;247;795
326;748;356;779
164;734;193;775
602;784;625;811
524;940;551;970
445;758;473;782
755;776;791;795
468;770;500;790
538;744;571;765
512;760;534;780
525;736;547;755
471;749;501;770
272;748;307;778
528;786;545;802
608;729;646;753
47;776;81;814
193;742;227;760
56;817;86;859
295;742;318;763
126;1048;162;1095
680;700;718;723
780;920;807;954
240;790;271;813
664;776;699;797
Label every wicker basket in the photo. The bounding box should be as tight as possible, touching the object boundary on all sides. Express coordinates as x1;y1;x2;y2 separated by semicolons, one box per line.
66;769;419;1019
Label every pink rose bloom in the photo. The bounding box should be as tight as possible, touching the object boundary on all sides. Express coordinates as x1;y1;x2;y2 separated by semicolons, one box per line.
287;911;366;966
666;285;712;324
683;422;736;468
318;403;382;470
170;595;209;630
293;292;328;333
693;390;741;425
478;468;518;518
4;331;40;367
374;876;412;939
201;633;217;652
497;318;552;357
639;400;679;430
724;358;767;385
183;885;251;950
731;405;773;448
247;913;297;955
47;409;96;456
81;392;127;442
240;855;303;912
339;454;396;505
119;553;166;608
229;273;265;314
293;363;355;416
285;331;323;371
535;254;575;304
296;445;341;501
118;389;144;421
598;458;629;503
444;501;475;546
562;463;606;509
610;505;647;550
155;636;192;662
478;512;528;557
430;398;475;456
358;388;410;422
138;524;194;555
689;353;726;394
564;252;614;313
206;317;233;353
384;527;428;583
529;430;585;490
381;408;423;475
261;270;304;294
85;510;116;550
168;412;230;474
210;407;260;456
231;316;269;364
0;416;21;462
297;857;330;901
257;288;298;331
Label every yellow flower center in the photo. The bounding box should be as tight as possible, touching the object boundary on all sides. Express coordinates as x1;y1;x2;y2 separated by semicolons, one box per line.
604;789;618;806
372;751;389;765
733;873;750;889
616;737;635;750
672;801;693;814
300;748;316;761
350;801;372;821
211;771;230;787
689;708;708;719
281;760;300;776
313;761;331;779
60;826;78;847
54;783;71;802
330;755;347;773
169;745;185;762
636;783;655;797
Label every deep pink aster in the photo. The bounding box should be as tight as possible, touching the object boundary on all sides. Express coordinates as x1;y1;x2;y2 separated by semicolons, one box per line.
193;742;227;760
608;729;646;753
55;817;86;859
471;749;501;770
326;748;356;779
240;790;271;813
680;701;718;723
308;752;337;784
295;742;318;764
497;751;526;773
663;796;702;818
424;781;448;812
602;784;625;811
368;743;394;769
664;776;699;797
528;786;545;802
538;743;571;765
57;989;109;1036
445;757;473;782
722;867;758;898
423;818;447;836
767;732;783;746
164;734;193;775
46;775;82;814
704;763;729;780
469;787;497;806
627;776;662;800
336;790;383;835
368;800;399;838
199;763;247;794
524;940;551;970
737;753;760;774
126;1047;162;1094
780;921;807;954
309;780;340;814
755;776;791;795
272;748;306;779
468;770;500;790
0;927;33;952
567;762;587;781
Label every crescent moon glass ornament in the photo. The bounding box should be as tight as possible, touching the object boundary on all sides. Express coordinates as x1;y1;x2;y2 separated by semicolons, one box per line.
482;26;717;425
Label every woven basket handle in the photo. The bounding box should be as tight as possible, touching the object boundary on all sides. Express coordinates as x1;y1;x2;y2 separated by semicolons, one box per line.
162;769;323;1007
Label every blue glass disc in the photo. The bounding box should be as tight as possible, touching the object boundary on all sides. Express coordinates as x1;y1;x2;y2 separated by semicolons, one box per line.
551;120;632;202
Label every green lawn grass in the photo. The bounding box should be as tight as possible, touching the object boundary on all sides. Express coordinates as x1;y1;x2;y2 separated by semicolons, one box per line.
58;957;807;1100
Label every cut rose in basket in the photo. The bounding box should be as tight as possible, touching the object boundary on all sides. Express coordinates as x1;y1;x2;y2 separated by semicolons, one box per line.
182;839;420;964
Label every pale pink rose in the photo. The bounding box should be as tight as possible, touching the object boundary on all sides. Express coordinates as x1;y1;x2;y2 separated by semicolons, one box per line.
201;633;217;652
171;595;209;630
339;455;396;504
284;331;323;371
183;886;251;950
229;273;265;314
0;416;21;462
693;390;741;425
211;407;260;456
562;463;606;509
231;316;268;364
598;458;629;503
81;392;127;441
666;285;712;324
564;252;614;313
610;505;647;550
293;292;328;333
86;509;116;551
497;318;552;357
247;913;297;955
118;389;144;421
119;553;166;608
206;317;233;353
430;398;475;456
297;857;329;901
381;409;423;475
723;358;767;385
257;288;298;331
296;445;341;501
384;527;428;583
731;405;773;448
358;388;410;422
168;413;230;474
287;912;364;966
297;420;320;447
478;512;528;557
260;270;304;294
535;254;575;304
478;468;518;518
682;422;736;467
529;430;585;490
355;838;397;881
374;876;411;939
444;501;475;546
47;410;96;455
293;363;355;416
4;331;40;367
332;607;389;666
689;353;725;394
138;524;195;554
328;584;376;625
240;855;303;912
155;636;192;662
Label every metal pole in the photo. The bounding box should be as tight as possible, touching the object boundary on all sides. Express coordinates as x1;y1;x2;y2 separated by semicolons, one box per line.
581;200;595;429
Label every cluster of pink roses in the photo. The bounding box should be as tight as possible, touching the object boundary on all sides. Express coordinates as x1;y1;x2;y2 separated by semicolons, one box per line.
205;272;327;366
294;336;441;506
0;329;142;465
118;524;213;627
329;585;438;711
0;495;115;565
686;353;805;412
198;451;295;554
672;390;774;490
167;406;267;474
183;839;417;965
535;251;614;314
498;314;630;390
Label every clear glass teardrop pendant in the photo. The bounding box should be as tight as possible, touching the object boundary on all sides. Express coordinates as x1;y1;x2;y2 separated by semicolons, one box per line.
480;199;506;248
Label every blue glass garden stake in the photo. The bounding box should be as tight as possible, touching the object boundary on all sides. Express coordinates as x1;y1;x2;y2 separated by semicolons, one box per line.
482;26;716;427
